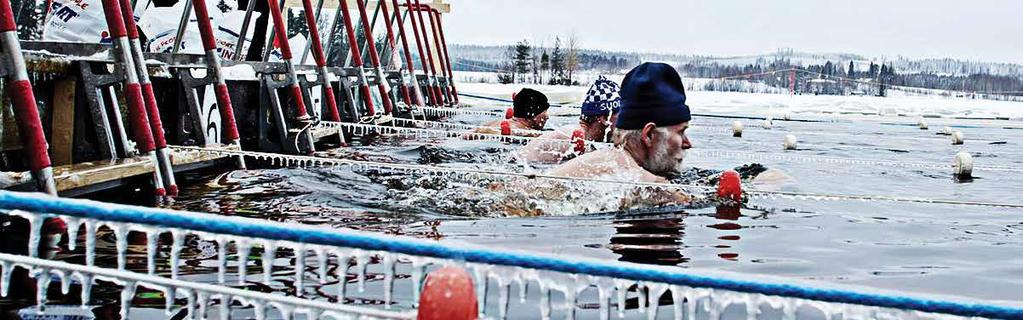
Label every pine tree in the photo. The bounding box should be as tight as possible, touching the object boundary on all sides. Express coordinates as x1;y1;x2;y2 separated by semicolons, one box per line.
549;37;564;85
847;61;855;78
540;50;550;85
513;40;531;84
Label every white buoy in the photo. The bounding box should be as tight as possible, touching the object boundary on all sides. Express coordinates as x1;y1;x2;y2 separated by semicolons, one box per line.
941;126;953;135
732;121;744;137
762;117;773;129
783;134;798;150
953;151;973;178
917;119;928;130
952;131;964;145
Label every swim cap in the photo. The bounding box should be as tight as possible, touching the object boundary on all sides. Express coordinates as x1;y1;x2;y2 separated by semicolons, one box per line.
615;62;691;130
513;88;550;118
581;76;621;117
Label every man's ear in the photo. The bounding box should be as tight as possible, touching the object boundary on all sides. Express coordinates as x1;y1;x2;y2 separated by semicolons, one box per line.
641;122;657;147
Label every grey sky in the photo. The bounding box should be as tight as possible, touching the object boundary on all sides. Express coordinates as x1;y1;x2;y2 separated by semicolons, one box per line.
443;0;1023;64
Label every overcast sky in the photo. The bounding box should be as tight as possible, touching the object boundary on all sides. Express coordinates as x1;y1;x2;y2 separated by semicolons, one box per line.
442;0;1023;64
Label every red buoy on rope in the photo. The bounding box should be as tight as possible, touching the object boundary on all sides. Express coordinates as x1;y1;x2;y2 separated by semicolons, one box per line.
505;107;514;119
717;170;742;203
571;129;586;154
500;120;512;135
417;266;477;320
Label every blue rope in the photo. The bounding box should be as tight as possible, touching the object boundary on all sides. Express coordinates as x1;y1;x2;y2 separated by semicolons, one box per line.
1;190;1020;319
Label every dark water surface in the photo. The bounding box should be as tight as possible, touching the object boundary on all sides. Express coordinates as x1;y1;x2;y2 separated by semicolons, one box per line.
15;104;1019;319
170;108;1023;308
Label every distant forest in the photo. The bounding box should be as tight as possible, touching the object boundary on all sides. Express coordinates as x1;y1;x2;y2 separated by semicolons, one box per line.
452;45;1023;99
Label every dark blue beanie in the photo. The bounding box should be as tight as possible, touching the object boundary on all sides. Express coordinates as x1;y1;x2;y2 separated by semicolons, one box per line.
615;62;691;130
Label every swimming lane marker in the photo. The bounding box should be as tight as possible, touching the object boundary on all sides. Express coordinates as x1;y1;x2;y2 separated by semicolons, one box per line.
784;134;798;150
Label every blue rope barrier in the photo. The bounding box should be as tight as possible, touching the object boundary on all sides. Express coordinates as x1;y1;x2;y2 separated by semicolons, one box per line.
1;190;1021;319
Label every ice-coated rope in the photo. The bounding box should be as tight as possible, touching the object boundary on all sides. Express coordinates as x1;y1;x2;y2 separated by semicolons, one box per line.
170;145;1023;208
322;121;1023;174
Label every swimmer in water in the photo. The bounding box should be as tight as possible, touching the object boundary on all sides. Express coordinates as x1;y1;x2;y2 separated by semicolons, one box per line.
471;88;550;136
550;62;692;185
517;76;622;163
489;63;693;215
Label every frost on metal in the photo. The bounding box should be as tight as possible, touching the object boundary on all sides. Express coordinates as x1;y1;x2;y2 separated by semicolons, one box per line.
0;201;992;320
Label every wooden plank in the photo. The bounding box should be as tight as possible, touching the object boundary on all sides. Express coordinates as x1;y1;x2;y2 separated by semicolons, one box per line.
51;148;227;192
51;80;77;166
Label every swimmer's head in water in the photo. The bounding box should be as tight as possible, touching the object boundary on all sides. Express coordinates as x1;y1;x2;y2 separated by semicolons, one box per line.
615;62;691;130
613;122;692;177
580;76;622;142
513;88;551;129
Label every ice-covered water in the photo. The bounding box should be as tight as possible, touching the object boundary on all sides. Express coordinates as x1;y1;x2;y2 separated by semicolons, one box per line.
179;94;1023;302
5;91;1022;318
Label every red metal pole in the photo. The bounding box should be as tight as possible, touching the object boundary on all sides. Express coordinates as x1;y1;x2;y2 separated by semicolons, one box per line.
425;8;452;105
379;0;412;106
267;0;309;118
300;0;342;122
405;0;438;106
191;0;247;168
390;0;424;106
432;9;458;104
0;0;56;195
338;0;377;116
119;0;178;195
99;0;166;196
413;0;445;106
354;0;394;115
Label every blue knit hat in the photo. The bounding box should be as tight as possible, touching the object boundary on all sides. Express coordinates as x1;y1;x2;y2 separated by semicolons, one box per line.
615;63;691;130
580;76;621;116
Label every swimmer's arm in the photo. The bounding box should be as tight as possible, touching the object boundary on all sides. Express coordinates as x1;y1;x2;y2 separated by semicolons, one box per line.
619;185;692;209
519;132;573;163
749;168;795;191
462;120;502;139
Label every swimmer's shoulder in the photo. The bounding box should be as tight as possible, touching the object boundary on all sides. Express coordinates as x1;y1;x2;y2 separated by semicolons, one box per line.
548;148;623;178
480;119;502;128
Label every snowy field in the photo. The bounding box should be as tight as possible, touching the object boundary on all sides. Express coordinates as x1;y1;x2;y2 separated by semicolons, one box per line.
455;72;1023;121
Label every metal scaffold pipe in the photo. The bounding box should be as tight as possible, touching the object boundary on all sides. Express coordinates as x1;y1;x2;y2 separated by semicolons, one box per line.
99;0;168;196
0;0;57;195
118;0;179;195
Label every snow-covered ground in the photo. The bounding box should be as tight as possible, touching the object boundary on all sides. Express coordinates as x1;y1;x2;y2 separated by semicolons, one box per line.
456;73;1023;120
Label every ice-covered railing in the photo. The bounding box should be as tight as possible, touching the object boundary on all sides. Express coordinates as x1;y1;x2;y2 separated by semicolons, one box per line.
1;191;1022;319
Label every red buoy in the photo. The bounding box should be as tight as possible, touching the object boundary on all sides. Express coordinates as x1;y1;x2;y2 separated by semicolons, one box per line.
505;107;514;119
417;266;477;320
716;170;742;203
42;217;67;235
500;120;512;135
571;129;586;154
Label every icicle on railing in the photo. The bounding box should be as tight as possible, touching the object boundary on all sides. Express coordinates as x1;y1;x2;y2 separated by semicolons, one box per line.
387;118;548;136
318;121;563;145
414;105;503;117
0;253;414;319
169;145;1023;208
2;194;1018;319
